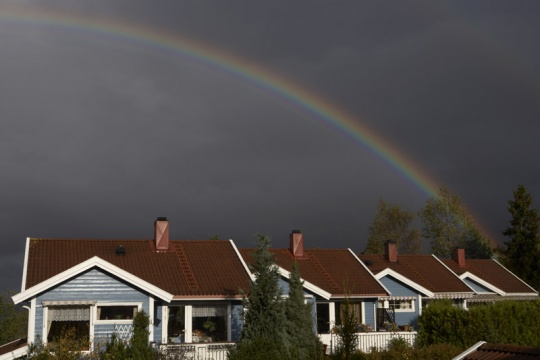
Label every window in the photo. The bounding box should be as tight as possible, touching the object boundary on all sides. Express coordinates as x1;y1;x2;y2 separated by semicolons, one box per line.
336;302;363;326
388;300;414;312
316;303;330;333
47;306;90;347
168;306;185;343
192;304;228;342
97;305;138;321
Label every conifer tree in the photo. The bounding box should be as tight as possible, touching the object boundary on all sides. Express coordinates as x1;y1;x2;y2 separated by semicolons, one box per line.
285;263;321;360
502;185;540;290
229;234;289;360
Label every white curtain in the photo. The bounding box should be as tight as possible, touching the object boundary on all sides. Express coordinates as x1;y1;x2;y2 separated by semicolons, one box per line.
49;306;90;322
192;305;227;318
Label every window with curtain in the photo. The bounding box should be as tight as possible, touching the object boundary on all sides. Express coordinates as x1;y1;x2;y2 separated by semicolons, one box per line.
191;304;228;342
336;301;363;327
46;306;90;346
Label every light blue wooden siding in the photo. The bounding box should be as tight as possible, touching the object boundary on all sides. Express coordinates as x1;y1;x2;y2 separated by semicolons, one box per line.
231;302;243;342
154;301;163;343
463;278;493;293
278;277;290;294
35;268;151;342
363;299;376;328
379;276;421;326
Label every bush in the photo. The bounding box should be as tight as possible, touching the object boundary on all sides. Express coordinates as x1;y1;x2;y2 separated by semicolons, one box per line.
418;300;540;348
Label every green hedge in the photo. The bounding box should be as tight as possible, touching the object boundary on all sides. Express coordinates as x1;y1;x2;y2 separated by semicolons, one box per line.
418;300;540;348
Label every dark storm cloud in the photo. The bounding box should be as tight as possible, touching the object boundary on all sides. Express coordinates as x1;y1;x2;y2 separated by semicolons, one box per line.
1;0;540;292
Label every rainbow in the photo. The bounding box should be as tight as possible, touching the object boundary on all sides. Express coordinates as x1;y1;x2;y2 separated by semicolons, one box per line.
0;5;442;199
1;6;501;241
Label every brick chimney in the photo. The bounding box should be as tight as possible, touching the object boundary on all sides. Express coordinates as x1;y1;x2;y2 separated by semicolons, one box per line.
154;217;170;252
289;230;304;258
384;240;398;263
452;247;466;267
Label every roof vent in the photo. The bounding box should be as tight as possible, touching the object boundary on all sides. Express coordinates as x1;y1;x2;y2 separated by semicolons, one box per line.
116;245;126;256
364;260;373;266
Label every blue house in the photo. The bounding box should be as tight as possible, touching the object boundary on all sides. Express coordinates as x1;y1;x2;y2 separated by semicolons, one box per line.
360;241;475;328
7;220;402;358
240;230;390;348
11;218;253;352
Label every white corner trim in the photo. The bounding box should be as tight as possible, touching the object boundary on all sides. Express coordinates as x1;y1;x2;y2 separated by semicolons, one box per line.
432;255;477;294
20;238;31;292
229;239;256;282
375;268;435;298
12;256;174;304
349;249;392;296
459;272;506;296
277;267;331;300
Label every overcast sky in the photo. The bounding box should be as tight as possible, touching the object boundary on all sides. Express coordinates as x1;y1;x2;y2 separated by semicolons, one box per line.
1;0;539;292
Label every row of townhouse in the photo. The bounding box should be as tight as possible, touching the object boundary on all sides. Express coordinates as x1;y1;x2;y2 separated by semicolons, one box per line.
1;218;538;358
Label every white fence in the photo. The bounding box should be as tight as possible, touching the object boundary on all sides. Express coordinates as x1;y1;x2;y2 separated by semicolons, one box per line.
161;343;233;360
319;331;417;354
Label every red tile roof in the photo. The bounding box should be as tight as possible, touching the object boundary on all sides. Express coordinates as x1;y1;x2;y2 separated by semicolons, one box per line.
239;248;388;297
459;342;540;359
441;259;538;294
359;254;473;295
25;238;251;298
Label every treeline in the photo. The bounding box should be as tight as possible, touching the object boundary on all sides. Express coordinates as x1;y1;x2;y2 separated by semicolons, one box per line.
364;185;540;291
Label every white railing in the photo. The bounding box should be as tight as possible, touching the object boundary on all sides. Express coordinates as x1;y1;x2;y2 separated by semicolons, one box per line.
319;331;417;354
162;342;234;360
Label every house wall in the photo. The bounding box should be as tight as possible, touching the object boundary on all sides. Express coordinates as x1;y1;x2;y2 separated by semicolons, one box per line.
378;276;421;326
463;278;494;294
364;299;377;329
34;268;155;344
231;301;243;342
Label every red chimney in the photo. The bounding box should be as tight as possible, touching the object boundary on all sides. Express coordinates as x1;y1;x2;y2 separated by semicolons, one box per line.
154;217;170;252
289;230;304;258
384;240;398;263
452;247;466;267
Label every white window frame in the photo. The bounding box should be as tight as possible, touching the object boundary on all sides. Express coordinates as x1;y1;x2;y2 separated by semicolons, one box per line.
388;299;415;313
94;302;142;325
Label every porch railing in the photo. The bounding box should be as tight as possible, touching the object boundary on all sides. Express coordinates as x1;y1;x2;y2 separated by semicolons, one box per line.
319;331;417;354
161;343;234;360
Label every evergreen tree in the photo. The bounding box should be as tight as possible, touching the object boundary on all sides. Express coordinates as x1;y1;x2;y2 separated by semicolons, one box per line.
501;185;540;290
130;311;153;360
333;295;359;360
419;186;492;258
229;234;289;360
0;290;28;345
285;263;321;360
364;199;422;254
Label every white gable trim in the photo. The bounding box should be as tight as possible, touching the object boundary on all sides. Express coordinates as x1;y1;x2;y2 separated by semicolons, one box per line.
229;239;256;282
349;249;392;296
374;268;434;298
432;255;477;294
459;272;506;296
20;238;30;292
12;256;174;304
277;267;331;300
